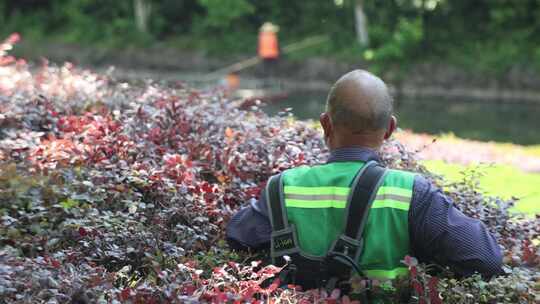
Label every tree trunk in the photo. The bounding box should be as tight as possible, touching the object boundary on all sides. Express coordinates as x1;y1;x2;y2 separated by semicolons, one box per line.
354;0;369;46
134;0;151;33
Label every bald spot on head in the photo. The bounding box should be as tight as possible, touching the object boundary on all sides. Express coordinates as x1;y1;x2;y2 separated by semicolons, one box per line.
326;70;393;133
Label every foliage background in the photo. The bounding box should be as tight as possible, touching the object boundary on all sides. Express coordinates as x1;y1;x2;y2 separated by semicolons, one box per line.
1;0;540;75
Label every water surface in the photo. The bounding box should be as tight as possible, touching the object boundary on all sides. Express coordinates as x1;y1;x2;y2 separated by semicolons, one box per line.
263;90;540;145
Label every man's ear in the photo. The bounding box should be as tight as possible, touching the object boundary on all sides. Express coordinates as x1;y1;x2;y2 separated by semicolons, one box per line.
383;115;397;140
320;112;332;138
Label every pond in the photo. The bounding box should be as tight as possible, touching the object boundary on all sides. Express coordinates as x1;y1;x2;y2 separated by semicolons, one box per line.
263;90;540;145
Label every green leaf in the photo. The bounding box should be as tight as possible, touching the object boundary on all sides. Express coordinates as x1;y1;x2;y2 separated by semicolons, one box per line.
60;199;79;210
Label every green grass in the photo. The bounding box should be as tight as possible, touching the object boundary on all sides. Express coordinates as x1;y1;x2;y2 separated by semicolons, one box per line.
524;145;540;157
423;160;540;215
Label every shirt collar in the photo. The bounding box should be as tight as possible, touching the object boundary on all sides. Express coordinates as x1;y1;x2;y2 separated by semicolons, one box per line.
327;146;381;163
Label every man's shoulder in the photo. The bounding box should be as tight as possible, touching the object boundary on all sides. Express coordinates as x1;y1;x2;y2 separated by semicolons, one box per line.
280;164;322;183
279;164;429;189
282;163;420;176
282;164;316;174
382;167;418;188
282;161;367;176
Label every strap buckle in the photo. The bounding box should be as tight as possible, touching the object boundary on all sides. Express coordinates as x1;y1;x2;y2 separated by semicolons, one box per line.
326;235;364;277
328;234;363;260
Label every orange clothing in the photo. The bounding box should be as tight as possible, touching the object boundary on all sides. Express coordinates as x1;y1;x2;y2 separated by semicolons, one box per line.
258;31;279;59
225;73;240;91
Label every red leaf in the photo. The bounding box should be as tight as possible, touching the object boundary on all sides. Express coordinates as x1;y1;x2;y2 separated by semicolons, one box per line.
78;227;88;237
241;286;256;300
410;265;417;279
403;255;418;267
0;56;15;66
6;32;21;45
428;277;442;304
412;281;424;295
214;289;228;303
201;182;213;193
182;284;196;296
428;276;439;290
50;259;61;268
119;288;132;301
148;127;162;142
266;278;280;293
522;239;535;264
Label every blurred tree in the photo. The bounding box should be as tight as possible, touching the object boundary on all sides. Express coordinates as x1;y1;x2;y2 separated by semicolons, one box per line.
134;0;151;34
354;0;369;46
195;0;254;29
0;0;539;73
151;0;203;37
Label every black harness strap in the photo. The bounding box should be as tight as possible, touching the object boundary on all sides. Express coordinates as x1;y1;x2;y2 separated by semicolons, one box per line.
267;174;286;230
327;161;387;277
266;174;301;265
345;161;387;240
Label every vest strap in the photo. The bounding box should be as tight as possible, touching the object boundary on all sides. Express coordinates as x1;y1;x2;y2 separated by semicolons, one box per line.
266;174;301;264
266;174;287;230
344;161;387;239
327;161;387;275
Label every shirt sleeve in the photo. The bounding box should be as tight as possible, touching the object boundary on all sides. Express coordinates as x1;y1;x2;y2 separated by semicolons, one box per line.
226;191;272;251
409;175;504;277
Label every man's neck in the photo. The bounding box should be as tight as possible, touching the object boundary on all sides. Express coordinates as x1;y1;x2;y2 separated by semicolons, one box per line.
330;139;382;151
327;146;381;163
330;144;379;152
330;131;384;151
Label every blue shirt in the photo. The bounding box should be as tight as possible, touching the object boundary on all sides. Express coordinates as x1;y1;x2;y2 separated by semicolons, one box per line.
226;147;503;277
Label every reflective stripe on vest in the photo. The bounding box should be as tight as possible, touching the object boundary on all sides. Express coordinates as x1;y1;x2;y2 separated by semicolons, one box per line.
282;161;415;280
284;186;412;210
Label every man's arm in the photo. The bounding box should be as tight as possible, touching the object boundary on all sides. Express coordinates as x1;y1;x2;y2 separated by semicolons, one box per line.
226;192;272;251
409;175;504;277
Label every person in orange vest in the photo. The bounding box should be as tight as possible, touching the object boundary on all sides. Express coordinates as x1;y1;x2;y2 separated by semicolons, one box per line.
258;22;280;85
219;72;240;96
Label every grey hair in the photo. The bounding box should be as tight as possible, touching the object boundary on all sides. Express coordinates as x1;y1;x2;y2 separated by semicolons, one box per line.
325;71;394;132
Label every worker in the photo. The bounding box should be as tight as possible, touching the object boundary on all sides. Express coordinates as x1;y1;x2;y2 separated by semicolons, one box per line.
219;72;240;96
258;22;279;85
226;70;503;291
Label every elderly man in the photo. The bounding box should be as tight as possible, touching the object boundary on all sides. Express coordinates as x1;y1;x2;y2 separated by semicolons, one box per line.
227;70;502;288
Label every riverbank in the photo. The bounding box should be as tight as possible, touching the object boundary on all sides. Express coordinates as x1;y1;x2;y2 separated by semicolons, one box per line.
395;130;540;214
12;40;540;104
395;131;540;172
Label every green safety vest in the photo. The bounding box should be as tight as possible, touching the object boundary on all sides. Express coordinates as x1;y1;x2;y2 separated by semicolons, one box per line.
281;161;415;280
